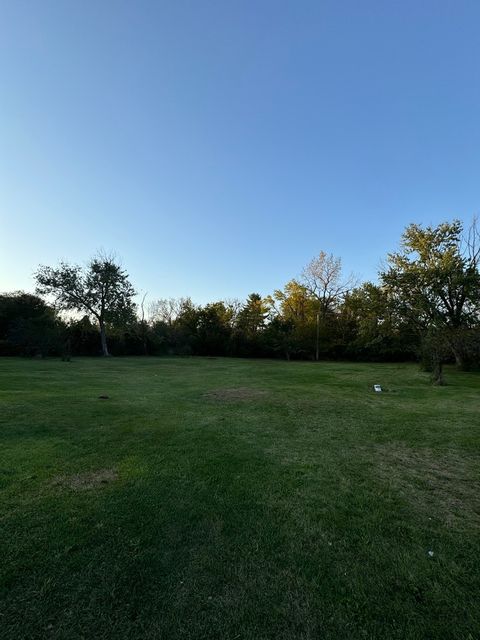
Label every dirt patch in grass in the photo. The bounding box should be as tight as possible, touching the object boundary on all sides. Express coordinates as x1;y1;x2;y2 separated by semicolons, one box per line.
203;387;268;402
53;468;118;491
373;443;480;528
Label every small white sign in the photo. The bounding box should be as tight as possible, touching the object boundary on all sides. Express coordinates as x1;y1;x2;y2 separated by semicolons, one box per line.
373;384;382;393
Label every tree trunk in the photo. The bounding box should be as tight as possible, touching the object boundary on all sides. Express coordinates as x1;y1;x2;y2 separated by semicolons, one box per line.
431;357;444;385
453;348;464;369
447;329;473;371
315;311;320;361
451;343;471;371
99;321;110;357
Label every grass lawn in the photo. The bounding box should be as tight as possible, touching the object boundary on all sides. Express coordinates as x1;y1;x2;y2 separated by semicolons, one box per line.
0;356;479;639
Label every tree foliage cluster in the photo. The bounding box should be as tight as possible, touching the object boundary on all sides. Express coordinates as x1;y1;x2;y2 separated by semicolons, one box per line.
1;220;479;377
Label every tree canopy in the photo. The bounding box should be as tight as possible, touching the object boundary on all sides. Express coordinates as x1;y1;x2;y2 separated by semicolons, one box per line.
35;254;136;356
381;219;480;376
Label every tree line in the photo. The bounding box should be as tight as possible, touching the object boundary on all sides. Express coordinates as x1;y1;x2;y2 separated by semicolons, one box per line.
1;219;479;383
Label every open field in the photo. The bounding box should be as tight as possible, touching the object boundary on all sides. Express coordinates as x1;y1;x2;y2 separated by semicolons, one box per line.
0;357;479;639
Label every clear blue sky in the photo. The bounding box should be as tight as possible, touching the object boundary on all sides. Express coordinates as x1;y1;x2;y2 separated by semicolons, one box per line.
1;0;479;304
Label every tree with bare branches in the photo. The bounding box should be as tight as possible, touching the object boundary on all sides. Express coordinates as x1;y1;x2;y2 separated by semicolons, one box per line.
301;251;356;360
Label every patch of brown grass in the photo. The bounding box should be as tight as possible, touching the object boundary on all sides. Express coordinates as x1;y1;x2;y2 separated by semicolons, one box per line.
53;468;117;491
373;443;480;528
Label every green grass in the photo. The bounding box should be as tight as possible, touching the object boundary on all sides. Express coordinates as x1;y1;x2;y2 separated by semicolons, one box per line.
0;357;479;640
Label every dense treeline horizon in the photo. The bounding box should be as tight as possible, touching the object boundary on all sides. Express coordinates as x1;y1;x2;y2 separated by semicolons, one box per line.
2;218;480;382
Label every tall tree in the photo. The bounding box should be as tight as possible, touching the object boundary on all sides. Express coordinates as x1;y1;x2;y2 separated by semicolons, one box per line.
301;251;356;360
381;219;480;375
266;280;317;359
35;254;136;356
237;293;269;337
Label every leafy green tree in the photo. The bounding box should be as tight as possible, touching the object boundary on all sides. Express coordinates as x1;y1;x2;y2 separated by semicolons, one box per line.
195;302;233;356
0;292;63;357
381;219;480;377
339;283;417;361
35;254;136;356
233;294;270;357
263;317;296;360
266;280;317;358
237;294;269;337
172;298;200;355
66;316;100;356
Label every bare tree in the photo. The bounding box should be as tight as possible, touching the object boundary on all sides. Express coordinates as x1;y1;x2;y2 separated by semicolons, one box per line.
149;298;189;326
465;215;480;275
138;291;149;355
223;298;243;327
301;251;356;360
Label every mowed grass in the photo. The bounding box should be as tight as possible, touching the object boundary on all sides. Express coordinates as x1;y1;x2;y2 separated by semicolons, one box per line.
0;357;479;640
